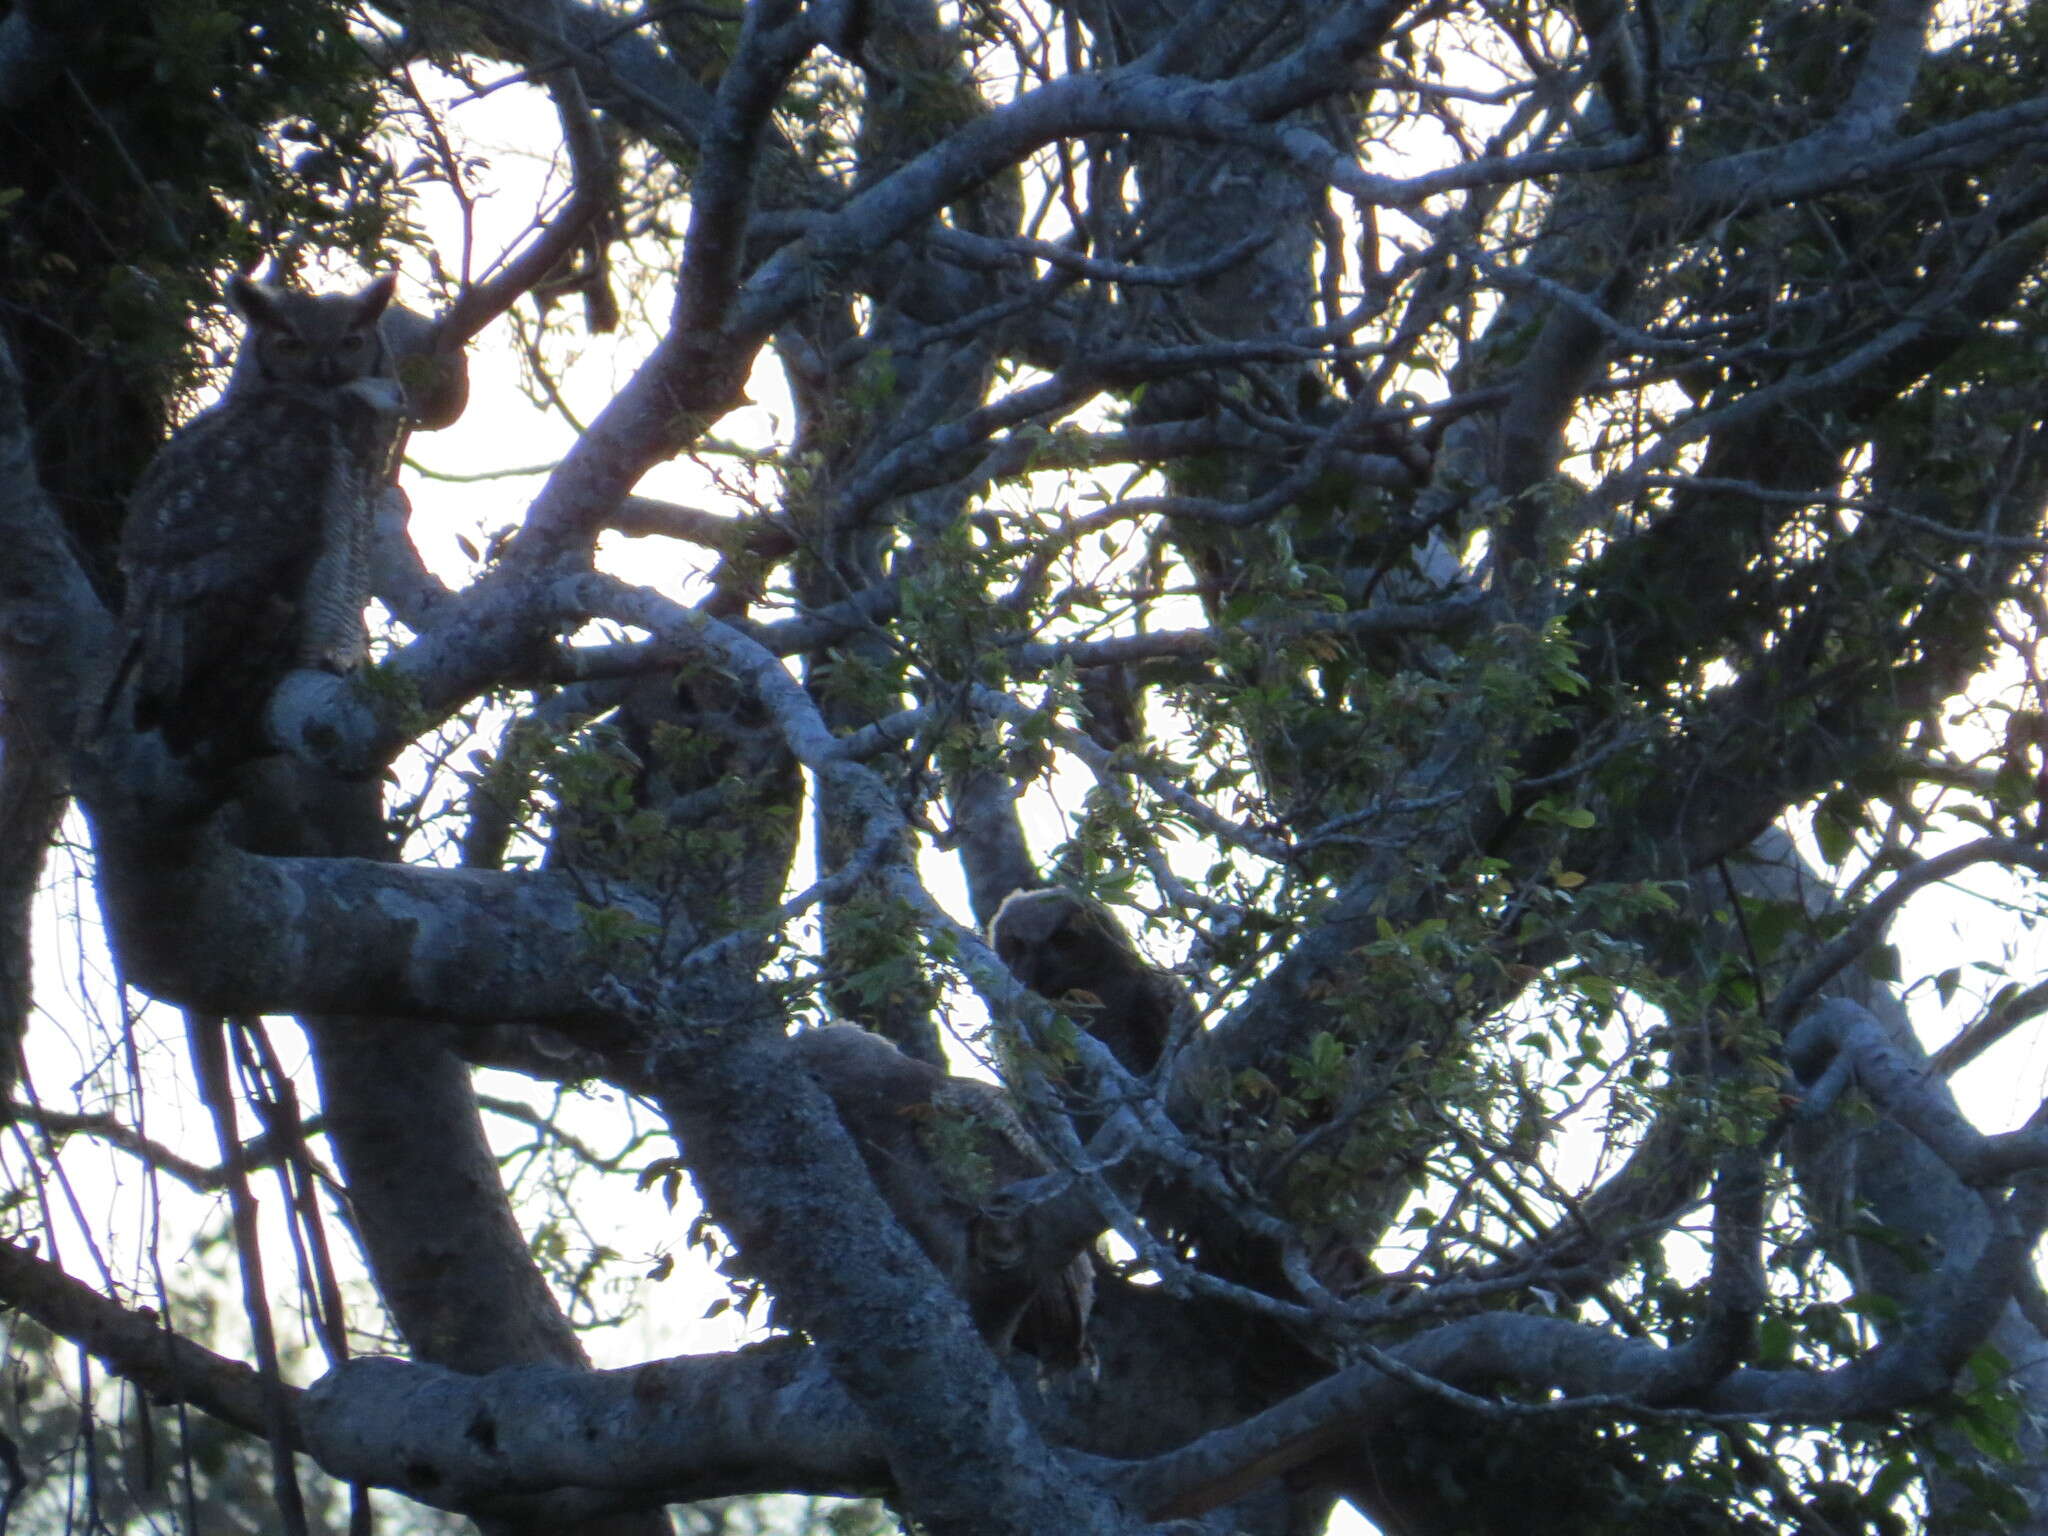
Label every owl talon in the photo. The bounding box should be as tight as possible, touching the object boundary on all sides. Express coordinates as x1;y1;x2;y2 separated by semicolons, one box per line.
266;668;381;778
339;376;407;415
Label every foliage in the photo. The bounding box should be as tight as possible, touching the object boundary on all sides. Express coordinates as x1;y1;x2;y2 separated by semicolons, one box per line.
5;1;2048;1535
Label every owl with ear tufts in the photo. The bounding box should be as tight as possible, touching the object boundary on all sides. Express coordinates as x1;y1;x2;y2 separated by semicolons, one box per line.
115;272;407;770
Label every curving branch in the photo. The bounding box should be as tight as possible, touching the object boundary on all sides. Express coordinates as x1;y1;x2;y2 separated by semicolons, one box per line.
7;1101;331;1191
1769;839;2048;1032
1787;998;2048;1189
1125;1180;2048;1520
0;1235;278;1442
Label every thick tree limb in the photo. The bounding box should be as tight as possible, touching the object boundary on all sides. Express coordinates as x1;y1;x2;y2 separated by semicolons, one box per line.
640;1014;1136;1536
88;821;650;1025
299;1350;881;1515
0;1236;277;1442
1787;998;2048;1189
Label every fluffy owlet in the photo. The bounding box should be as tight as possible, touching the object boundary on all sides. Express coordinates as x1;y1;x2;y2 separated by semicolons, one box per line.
990;888;1184;1076
117;272;406;766
791;1024;1095;1371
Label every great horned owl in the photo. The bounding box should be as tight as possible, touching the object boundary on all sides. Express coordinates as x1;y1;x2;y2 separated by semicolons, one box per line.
792;1024;1095;1371
990;888;1183;1076
116;273;405;766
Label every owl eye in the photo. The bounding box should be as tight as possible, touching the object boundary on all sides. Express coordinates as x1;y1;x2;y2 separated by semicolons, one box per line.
273;337;308;356
340;334;367;351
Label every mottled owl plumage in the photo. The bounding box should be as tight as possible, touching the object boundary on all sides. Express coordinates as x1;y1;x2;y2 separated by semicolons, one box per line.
792;1024;1095;1371
118;272;404;764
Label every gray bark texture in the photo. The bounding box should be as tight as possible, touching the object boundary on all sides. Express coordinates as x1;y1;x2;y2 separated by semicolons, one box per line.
6;1;2048;1534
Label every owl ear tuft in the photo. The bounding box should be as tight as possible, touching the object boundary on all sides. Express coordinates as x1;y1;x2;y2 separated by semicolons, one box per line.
353;272;399;324
226;273;289;329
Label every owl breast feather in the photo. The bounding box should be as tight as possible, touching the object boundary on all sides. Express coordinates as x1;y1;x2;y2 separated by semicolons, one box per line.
118;385;399;760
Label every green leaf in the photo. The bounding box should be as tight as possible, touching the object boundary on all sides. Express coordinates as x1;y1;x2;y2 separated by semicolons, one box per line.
1755;1313;1794;1366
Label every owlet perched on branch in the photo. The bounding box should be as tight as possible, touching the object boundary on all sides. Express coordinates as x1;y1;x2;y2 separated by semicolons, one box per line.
990;888;1183;1076
792;1024;1095;1371
116;272;406;767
